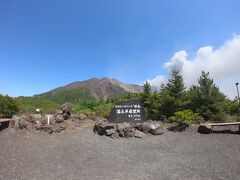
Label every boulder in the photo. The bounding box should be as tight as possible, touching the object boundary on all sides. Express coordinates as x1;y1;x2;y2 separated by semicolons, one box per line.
142;120;163;135
141;121;152;133
134;129;146;138
94;119;164;138
150;127;164;135
18;119;28;129
106;128;117;136
61;102;72;120
71;114;88;122
53;126;66;133
133;123;143;131
18;115;37;129
198;124;212;134
54;102;72;123
54;115;65;123
38;125;53;134
78;114;87;120
117;122;135;137
141;123;150;133
94;120;117;136
41;118;48;126
110;132;120;139
17;115;55;131
34;119;43;129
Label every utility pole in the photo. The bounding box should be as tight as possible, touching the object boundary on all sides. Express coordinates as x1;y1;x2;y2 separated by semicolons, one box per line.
236;83;240;121
0;101;1;119
236;83;240;102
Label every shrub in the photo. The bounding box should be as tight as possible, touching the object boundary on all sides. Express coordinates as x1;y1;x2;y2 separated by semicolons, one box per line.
16;97;59;114
170;110;204;126
94;103;114;119
0;94;20;118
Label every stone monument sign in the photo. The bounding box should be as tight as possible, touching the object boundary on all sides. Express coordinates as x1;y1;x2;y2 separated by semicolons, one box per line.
108;100;148;123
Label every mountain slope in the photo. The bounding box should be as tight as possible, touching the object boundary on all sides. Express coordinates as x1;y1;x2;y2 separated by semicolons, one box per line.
35;78;143;103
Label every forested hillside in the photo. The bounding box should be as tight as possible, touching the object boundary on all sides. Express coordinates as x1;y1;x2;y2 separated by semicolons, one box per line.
1;73;239;122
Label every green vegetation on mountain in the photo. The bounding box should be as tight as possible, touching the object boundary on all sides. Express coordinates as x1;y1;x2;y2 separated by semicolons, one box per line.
13;90;140;118
36;88;94;104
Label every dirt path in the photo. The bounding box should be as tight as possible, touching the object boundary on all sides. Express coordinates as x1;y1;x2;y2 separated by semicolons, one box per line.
0;127;239;180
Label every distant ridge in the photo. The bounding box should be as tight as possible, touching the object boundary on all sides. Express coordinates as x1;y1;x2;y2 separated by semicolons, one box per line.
35;78;144;102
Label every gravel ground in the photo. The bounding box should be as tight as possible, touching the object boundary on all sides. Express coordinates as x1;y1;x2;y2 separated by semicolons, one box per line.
0;126;240;180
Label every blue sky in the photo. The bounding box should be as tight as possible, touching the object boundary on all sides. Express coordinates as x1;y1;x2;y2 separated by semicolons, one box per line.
0;0;240;97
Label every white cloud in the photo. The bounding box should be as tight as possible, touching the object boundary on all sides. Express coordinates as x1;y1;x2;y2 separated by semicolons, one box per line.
147;75;167;87
149;35;240;99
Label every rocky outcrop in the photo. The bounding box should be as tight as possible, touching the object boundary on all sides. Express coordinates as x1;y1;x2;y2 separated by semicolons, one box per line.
94;119;164;138
54;102;72;123
16;114;67;134
61;102;72;120
14;102;90;134
17;114;39;130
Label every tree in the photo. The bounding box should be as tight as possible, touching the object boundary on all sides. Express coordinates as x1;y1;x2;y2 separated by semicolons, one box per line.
188;71;226;121
149;91;161;119
142;81;151;98
0;94;20;118
141;81;152;117
159;70;187;117
127;91;131;99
